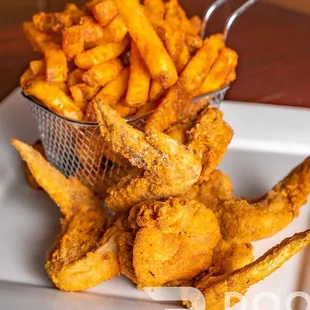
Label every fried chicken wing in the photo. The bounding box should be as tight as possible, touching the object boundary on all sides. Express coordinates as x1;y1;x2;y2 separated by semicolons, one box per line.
118;232;138;284
186;157;310;243
199;230;310;310
94;98;202;212
12;139;124;291
129;198;221;287
218;156;310;243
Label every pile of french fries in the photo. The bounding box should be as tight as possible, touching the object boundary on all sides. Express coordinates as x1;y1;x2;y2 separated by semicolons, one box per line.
21;0;237;122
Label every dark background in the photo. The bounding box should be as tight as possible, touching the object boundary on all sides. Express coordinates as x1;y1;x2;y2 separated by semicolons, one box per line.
1;0;310;107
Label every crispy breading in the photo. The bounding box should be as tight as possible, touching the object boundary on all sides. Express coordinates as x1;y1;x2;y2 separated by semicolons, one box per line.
94;98;201;212
200;230;310;310
218;156;310;243
130;198;221;287
12;139;123;292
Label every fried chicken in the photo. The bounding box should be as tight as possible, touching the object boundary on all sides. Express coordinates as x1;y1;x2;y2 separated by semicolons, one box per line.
185;157;310;243
12;139;124;291
128;197;221;287
94;99;232;213
94;98;202;212
198;230;310;310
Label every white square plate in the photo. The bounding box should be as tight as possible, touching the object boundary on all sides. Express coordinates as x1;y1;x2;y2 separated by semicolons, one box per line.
0;89;309;310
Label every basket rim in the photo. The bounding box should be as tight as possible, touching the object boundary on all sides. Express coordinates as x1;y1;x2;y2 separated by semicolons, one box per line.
22;84;229;127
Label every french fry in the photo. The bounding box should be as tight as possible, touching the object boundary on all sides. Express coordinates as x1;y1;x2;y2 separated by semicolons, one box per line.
44;48;68;83
23;22;59;53
190;15;202;35
144;0;166;19
32;12;73;34
29;60;45;76
145;83;192;132
70;83;100;111
26;80;84;121
179;33;225;94
67;68;84;87
20;69;35;89
126;42;151;107
100;16;128;43
114;0;178;89
145;12;167;41
96;67;129;107
165;0;190;73
79;16;105;47
135;100;159;116
174;0;203;51
194;47;238;97
75;37;129;69
85;68;129;121
92;0;118;26
82;59;124;87
63;3;85;22
149;80;165;102
62;26;84;60
114;99;137;117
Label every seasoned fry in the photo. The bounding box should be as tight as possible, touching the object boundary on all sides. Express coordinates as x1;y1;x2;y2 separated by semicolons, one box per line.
149;80;165;102
32;4;84;35
80;16;105;47
201;230;310;310
100;16;128;43
82;59;123;87
180;33;225;94
92;0;118;26
146;83;192;132
20;69;35;89
114;0;178;89
62;26;84;60
175;0;203;51
67;68;84;86
29;60;45;76
75;37;129;69
26;80;84;121
44;48;68;83
165;0;190;73
23;22;59;53
194;48;238;97
135;100;159;116
96;67;129;107
144;0;166;19
85;68;130;121
70;83;100;111
126;42;151;107
190;15;202;35
114;100;137;117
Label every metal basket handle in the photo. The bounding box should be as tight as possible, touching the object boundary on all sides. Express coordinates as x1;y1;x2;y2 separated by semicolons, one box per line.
201;0;257;41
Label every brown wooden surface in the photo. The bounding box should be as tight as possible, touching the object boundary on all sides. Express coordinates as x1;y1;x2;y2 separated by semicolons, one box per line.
1;0;310;108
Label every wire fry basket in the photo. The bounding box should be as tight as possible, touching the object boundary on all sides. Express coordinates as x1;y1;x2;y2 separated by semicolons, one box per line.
25;0;257;198
25;87;227;198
